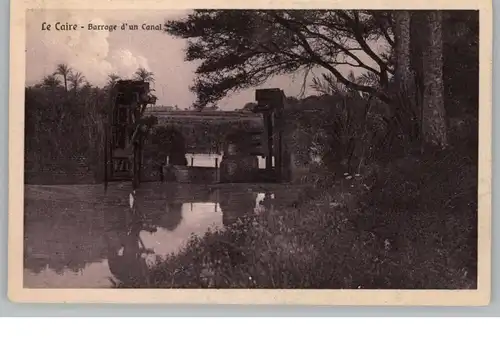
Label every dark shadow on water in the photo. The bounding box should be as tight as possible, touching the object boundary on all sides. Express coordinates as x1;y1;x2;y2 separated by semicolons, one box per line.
105;210;155;286
104;188;185;285
23;182;286;288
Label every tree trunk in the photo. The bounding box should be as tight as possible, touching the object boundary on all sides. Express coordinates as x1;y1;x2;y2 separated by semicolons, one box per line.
394;10;412;87
422;10;448;149
390;10;419;149
410;11;426;104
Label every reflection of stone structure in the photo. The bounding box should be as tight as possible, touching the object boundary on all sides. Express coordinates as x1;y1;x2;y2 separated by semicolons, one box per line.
124;186;184;232
218;190;258;226
219;132;259;183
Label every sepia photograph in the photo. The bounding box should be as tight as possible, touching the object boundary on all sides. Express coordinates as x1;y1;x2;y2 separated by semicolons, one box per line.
8;0;492;305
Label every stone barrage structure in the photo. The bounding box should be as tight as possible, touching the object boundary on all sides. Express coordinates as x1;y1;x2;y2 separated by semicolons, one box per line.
219;132;259;183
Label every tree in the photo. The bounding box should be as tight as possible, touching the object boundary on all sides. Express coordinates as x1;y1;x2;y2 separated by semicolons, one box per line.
68;71;86;92
441;10;479;118
42;74;61;90
311;70;364;96
421;10;447;149
394;10;411;87
134;67;155;82
107;73;120;88
387;10;422;148
55;63;71;92
165;9;471;152
164;10;397;107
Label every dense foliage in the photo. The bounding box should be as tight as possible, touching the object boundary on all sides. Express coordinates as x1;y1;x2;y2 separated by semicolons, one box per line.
25;78;109;182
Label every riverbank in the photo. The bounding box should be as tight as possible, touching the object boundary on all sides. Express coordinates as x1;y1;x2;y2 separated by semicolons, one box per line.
116;148;478;289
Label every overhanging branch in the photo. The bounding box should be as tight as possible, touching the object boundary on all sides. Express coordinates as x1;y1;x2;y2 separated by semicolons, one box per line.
273;13;391;102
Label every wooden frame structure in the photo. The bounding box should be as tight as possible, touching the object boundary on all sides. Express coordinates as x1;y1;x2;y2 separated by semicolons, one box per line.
104;80;157;190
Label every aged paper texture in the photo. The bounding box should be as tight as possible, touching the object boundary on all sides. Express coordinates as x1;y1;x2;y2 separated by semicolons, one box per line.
8;0;492;305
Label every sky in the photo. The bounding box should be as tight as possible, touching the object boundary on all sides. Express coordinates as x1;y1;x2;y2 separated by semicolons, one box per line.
25;9;374;110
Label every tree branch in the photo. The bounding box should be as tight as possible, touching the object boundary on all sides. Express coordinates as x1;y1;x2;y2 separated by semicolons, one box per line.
373;13;395;46
338;11;390;88
286;19;382;76
272;13;390;102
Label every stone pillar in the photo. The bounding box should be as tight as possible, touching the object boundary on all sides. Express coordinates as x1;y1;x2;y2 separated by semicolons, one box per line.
219;139;259;183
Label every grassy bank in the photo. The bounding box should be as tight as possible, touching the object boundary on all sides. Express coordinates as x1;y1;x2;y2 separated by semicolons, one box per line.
116;148;477;289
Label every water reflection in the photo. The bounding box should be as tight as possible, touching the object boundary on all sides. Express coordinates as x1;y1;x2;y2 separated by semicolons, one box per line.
104;192;155;286
140;203;222;260
23;193;110;276
256;192;275;213
23;182;296;288
219;189;258;226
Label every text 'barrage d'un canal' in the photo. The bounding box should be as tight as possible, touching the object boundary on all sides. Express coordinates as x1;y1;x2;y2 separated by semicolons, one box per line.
41;22;163;32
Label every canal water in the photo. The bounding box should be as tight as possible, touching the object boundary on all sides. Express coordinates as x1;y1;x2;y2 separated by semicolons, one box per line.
23;182;287;288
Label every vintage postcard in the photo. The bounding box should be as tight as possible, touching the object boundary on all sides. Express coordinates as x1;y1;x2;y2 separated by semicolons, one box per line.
8;0;492;305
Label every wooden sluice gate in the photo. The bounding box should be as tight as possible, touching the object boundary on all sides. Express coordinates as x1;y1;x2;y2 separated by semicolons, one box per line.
103;79;157;190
